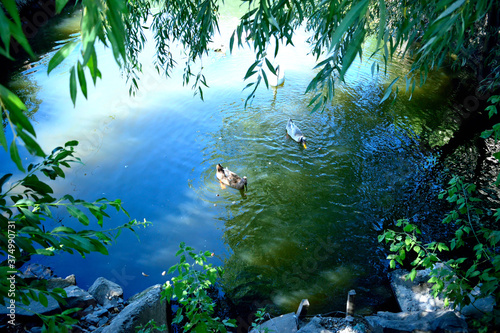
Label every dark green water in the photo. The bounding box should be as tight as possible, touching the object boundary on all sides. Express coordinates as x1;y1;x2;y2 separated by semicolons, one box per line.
2;3;457;317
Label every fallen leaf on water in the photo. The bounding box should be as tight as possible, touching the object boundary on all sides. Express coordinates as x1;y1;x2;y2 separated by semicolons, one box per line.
142;272;149;277
162;271;166;276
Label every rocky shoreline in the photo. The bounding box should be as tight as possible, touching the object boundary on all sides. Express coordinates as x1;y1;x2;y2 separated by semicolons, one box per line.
1;264;494;332
1;264;166;333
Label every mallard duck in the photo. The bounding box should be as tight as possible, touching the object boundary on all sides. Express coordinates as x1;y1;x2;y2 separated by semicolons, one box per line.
286;118;307;149
216;164;247;190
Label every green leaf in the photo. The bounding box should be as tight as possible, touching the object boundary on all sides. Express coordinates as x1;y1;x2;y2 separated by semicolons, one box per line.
9;140;24;172
77;62;88;99
0;173;12;192
47;41;78;74
0;116;7;152
486;105;497;118
437;243;449;252
339;29;366;80
264;57;276;75
435;0;466;22
64;140;79;147
66;206;90;226
16;129;46;157
380;77;399;104
22;175;54;194
51;226;76;234
377;0;387;48
403;223;415;232
3;0;22;26
86;49;102;84
8;20;35;58
55;0;70;13
90;239;108;255
329;0;370;51
244;60;259;80
69;66;77;105
20;207;39;224
408;269;417;281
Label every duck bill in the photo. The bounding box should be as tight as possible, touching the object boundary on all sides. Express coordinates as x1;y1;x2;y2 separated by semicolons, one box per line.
303;142;307;149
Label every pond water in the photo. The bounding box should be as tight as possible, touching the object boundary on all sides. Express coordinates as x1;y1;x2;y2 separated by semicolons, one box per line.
2;3;457;317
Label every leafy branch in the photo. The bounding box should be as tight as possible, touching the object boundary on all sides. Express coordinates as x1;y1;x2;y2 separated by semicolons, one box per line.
161;242;237;332
379;176;500;329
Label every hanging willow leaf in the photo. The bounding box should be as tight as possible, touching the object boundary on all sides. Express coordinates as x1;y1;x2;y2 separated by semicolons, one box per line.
77;62;88;99
380;77;400;104
328;0;369;52
435;0;466;22
9;140;24;172
16;129;46;157
377;0;386;49
69;66;77;105
0;7;11;58
47;41;78;74
55;0;70;13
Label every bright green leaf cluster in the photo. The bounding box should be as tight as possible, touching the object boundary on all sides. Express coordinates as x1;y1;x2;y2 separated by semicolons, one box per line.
161;242;237;332
379;176;500;329
0;141;151;329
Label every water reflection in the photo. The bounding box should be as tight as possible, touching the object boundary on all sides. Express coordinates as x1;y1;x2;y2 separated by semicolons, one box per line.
3;6;456;316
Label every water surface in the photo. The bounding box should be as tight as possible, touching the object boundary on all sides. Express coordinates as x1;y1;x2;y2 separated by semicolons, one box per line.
2;5;455;316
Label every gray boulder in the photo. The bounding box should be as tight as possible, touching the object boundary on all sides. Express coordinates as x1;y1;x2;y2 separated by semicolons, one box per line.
250;312;298;333
389;268;447;312
102;284;167;333
46;274;76;290
0;292;60;317
63;285;97;309
88;277;124;307
297;317;332;333
365;310;468;333
20;263;54;280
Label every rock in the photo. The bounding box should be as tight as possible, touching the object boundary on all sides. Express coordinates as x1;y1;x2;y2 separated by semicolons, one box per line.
63;286;97;309
297;317;332;333
81;305;95;316
365;310;468;333
20;264;54;280
389;268;447;312
459;286;495;319
102;284;166;333
46;274;76;290
0;291;60;317
93;307;109;317
298;316;372;333
250;312;297;333
83;313;101;326
88;277;123;307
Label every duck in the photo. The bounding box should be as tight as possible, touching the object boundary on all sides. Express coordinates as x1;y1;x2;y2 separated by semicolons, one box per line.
268;64;285;87
286;118;307;149
216;164;247;190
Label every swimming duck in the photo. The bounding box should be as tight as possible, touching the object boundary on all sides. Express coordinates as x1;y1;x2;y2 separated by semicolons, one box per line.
216;164;247;190
268;64;285;87
286;118;307;149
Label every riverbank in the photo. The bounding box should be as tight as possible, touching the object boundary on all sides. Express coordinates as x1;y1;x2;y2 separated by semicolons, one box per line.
2;263;492;332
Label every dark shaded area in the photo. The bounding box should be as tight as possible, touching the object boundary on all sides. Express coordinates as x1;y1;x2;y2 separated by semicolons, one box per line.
438;74;500;181
0;0;77;84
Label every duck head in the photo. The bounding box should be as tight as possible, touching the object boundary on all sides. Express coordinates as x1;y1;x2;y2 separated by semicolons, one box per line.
242;176;248;190
300;137;307;149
